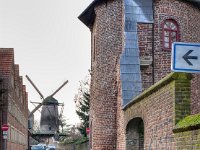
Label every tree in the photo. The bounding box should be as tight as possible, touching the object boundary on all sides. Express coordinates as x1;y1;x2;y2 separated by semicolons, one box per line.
59;115;71;133
62;125;83;145
58;115;71;142
74;74;90;137
76;92;90;137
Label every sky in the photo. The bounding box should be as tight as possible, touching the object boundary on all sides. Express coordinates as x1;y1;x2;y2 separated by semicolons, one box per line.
0;0;92;125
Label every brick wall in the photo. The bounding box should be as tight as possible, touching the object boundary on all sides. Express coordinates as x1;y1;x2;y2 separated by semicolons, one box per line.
174;129;200;149
0;49;14;78
121;73;193;149
115;0;200;149
0;49;14;149
85;0;200;149
153;0;200;114
190;2;200;113
90;0;123;149
116;64;126;150
138;23;153;90
0;49;28;150
153;0;187;82
173;113;200;149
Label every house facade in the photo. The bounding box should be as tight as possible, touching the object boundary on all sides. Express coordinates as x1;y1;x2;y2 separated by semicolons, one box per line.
0;49;28;150
79;0;200;149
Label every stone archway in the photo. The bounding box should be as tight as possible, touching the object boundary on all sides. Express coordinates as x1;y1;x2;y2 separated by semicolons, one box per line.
126;117;144;150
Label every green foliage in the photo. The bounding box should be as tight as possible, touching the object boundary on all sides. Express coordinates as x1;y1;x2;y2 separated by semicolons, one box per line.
176;113;200;128
64;137;88;145
61;125;82;144
58;116;71;142
173;113;200;133
59;116;71;132
74;74;90;137
74;137;89;145
76;92;90;137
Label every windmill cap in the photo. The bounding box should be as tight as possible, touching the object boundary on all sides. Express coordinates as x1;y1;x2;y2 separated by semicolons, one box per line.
42;96;59;105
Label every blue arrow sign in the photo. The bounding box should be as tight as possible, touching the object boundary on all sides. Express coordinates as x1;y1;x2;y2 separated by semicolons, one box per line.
171;42;200;73
182;50;198;66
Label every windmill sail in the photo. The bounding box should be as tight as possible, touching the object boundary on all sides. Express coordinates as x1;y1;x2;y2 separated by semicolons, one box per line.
40;96;59;132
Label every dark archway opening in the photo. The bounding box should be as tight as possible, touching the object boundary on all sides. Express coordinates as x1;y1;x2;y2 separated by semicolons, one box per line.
126;117;144;150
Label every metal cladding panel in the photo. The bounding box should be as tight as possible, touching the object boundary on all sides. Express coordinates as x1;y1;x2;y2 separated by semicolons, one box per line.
120;0;153;106
120;65;140;72
120;57;140;65
125;39;138;48
121;73;141;81
122;82;142;90
125;32;137;40
125;48;139;56
122;91;140;99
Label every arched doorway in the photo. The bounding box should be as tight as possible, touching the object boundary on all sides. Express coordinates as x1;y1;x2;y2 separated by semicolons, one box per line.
126;117;144;150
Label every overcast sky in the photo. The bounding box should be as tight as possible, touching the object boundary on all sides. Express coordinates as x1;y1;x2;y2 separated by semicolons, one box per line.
0;0;92;125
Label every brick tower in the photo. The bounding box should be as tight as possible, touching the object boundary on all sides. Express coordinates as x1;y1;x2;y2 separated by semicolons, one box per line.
80;1;123;149
79;0;200;149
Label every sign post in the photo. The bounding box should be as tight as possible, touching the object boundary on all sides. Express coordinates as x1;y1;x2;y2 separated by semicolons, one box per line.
171;42;200;73
1;124;9;150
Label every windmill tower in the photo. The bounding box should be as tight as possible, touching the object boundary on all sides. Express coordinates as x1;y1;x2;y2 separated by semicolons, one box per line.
26;75;67;136
40;96;59;132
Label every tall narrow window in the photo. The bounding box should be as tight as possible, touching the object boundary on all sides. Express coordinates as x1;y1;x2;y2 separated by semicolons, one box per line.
162;19;179;49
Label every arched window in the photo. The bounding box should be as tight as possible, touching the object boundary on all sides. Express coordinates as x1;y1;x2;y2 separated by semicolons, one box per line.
162;19;179;49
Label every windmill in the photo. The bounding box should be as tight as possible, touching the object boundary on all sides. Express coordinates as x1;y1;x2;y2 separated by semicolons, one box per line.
26;75;67;137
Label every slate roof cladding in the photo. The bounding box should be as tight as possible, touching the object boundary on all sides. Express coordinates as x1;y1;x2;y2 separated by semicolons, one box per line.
78;0;102;29
121;0;153;105
188;0;200;4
